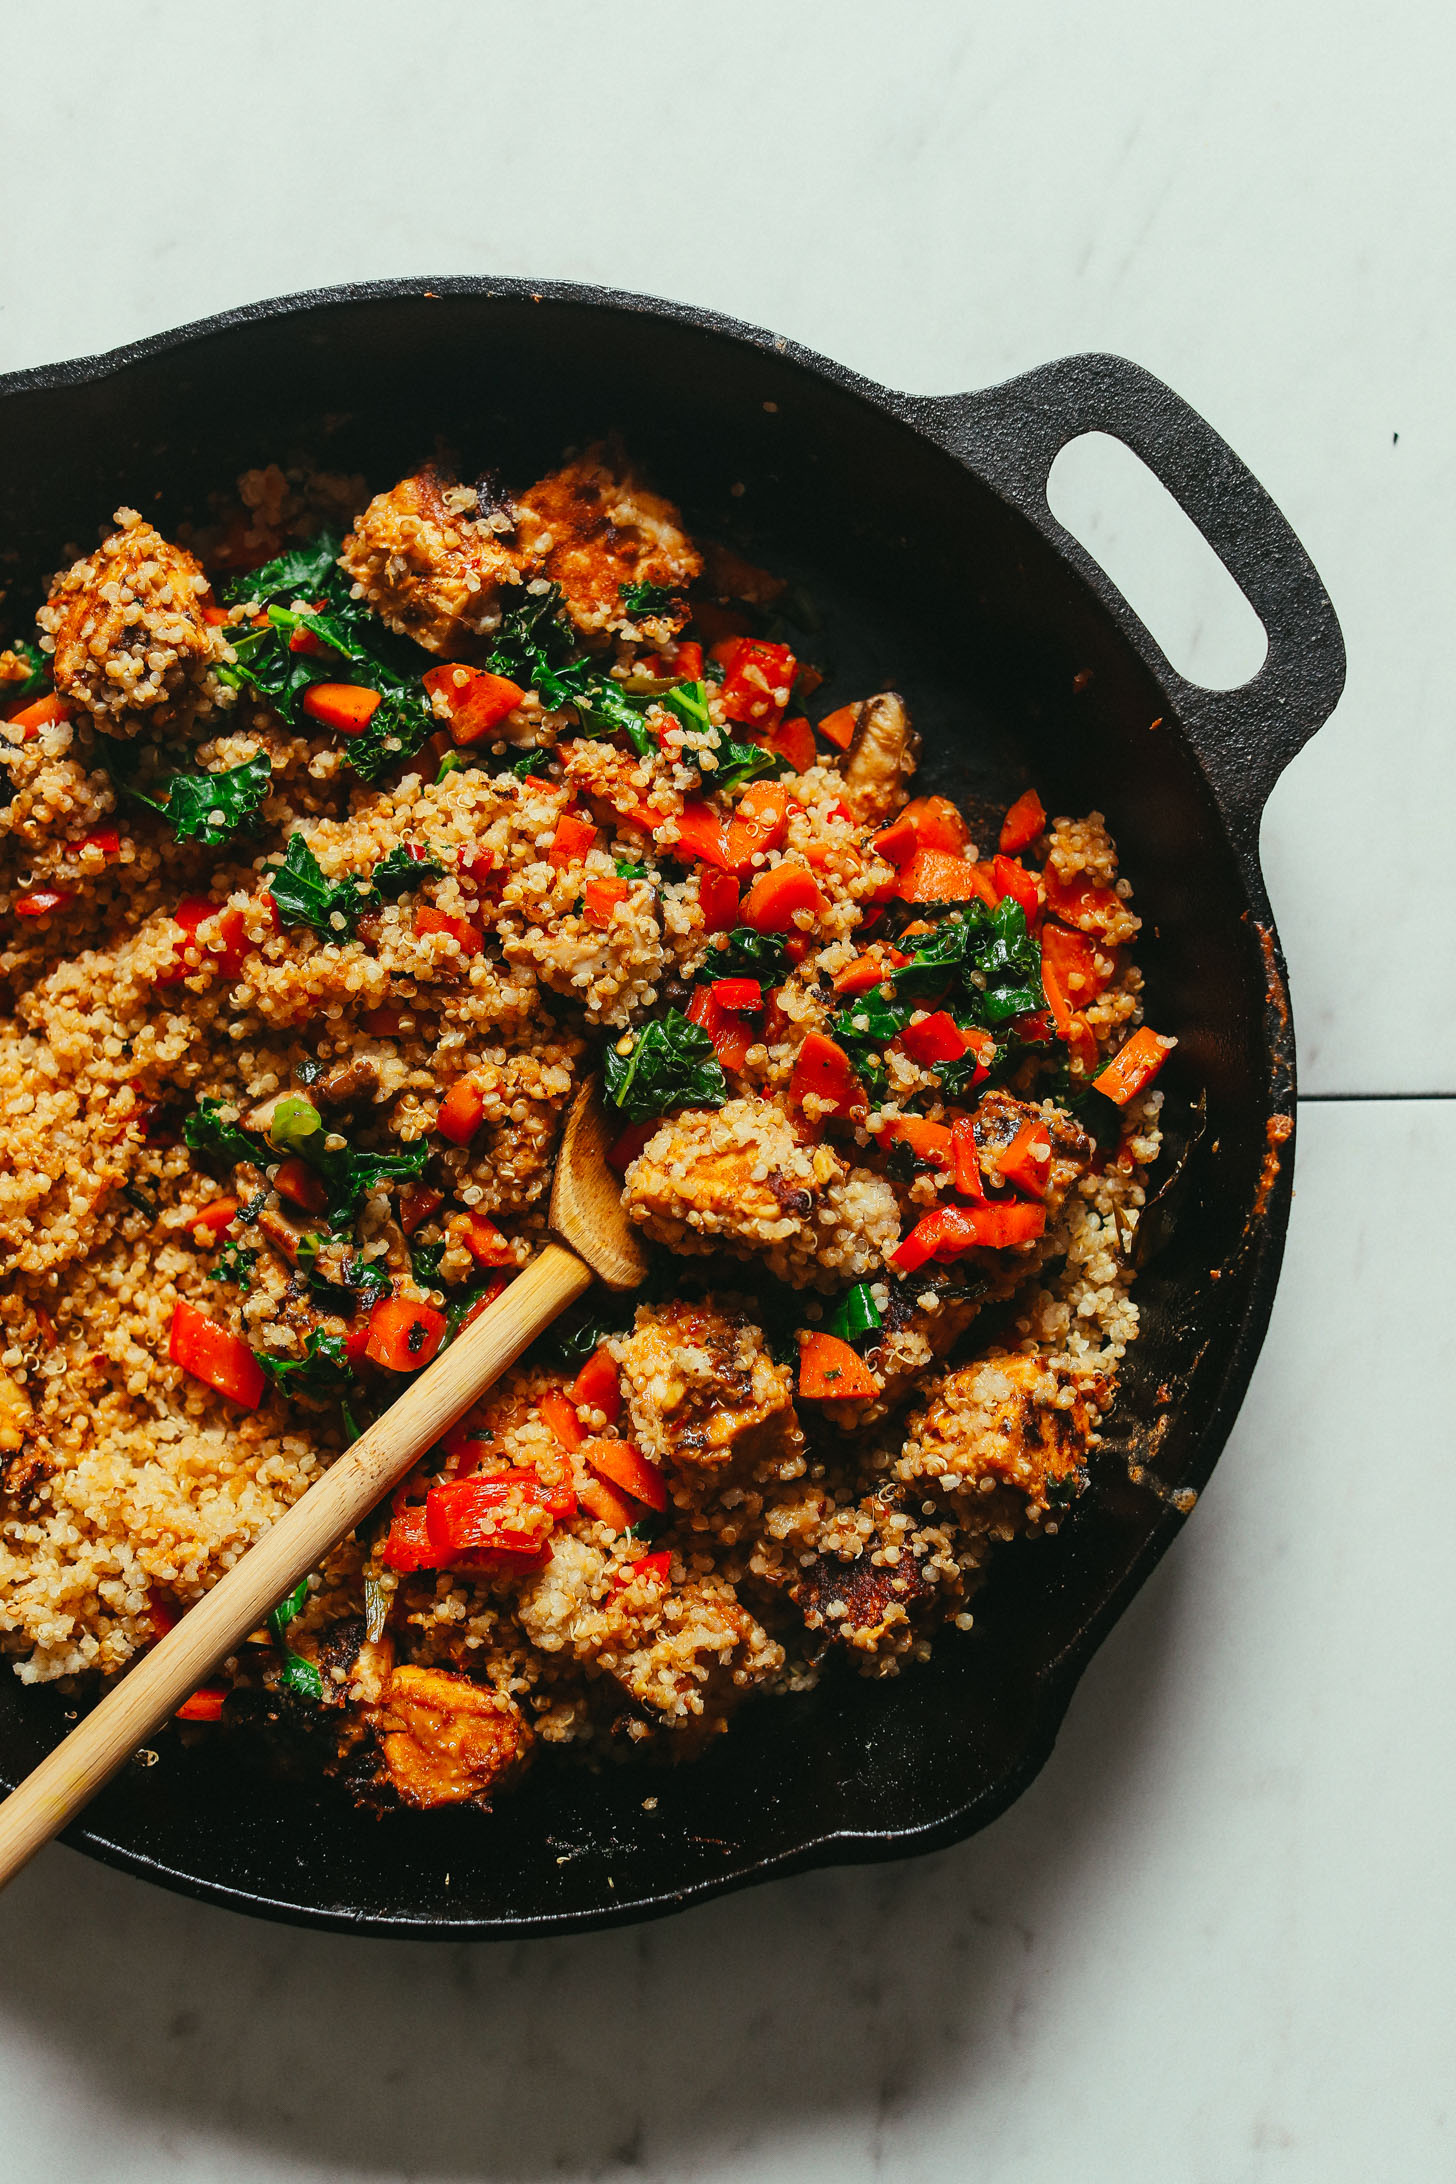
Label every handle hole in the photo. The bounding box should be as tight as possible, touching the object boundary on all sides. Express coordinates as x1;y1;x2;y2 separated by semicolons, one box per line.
1046;432;1268;691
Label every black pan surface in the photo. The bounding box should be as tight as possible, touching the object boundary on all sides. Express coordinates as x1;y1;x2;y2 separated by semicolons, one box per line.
0;279;1344;1935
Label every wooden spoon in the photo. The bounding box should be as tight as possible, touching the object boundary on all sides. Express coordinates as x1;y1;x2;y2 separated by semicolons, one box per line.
0;1078;647;1889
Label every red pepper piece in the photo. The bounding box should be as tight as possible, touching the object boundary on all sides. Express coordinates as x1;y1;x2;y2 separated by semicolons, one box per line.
168;1299;265;1409
899;1011;967;1066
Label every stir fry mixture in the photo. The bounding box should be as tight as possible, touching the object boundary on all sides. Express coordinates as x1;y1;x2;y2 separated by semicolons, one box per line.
0;447;1172;1810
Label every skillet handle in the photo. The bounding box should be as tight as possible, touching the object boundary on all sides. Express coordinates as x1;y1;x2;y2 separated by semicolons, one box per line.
914;353;1346;844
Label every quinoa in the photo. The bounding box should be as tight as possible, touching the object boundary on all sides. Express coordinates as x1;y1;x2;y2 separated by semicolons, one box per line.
0;445;1172;1813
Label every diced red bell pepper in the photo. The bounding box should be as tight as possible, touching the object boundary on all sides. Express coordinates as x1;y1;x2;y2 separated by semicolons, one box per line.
1040;920;1107;1036
300;683;382;736
671;801;733;869
456;845;498;890
1093;1026;1174;1105
569;1345;624;1425
549;811;597;867
992;854;1040;928
273;1157;327;1213
798;1332;879;1400
697;866;739;932
187;1195;240;1240
382;1502;436;1572
6;692;72;736
999;789;1047;854
997;1118;1053;1197
169;1299;265;1409
437;1077;484;1144
789;1031;868;1118
895;850;996;907
951;1114;986;1201
606;1119;656;1172
880;1116;955;1169
425;1471;571;1562
415;905;483;956
579;1472;637;1532
639;638;703;680
457;1212;514;1267
1042;865;1125;937
892;1200;1047;1270
157;896;255;985
686;984;754;1072
423;663;526;744
765;714;816;773
74;827;122;858
586;1437;669;1512
613;1548;672;1589
815;703;859;751
15;889;74;917
718;637;797;728
175;1687;227;1722
540;1386;586;1451
874;796;972;866
740;863;827;933
399;1184;444;1235
583;876;631;926
725;780;794;874
456;1275;507;1332
364;1296;446;1371
710;978;763;1012
899;1011;967;1067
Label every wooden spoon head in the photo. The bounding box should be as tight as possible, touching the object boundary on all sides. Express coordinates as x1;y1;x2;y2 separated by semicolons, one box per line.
549;1077;650;1292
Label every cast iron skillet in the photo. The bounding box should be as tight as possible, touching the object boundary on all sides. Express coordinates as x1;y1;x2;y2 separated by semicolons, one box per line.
0;278;1344;1937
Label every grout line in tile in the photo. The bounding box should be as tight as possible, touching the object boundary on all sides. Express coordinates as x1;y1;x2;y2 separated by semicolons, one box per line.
1297;1092;1456;1104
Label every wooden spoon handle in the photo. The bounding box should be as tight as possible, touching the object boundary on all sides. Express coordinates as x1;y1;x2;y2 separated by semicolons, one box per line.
0;1241;592;1889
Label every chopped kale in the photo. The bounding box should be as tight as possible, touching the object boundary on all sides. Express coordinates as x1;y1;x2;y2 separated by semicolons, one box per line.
268;833;371;940
308;1135;432;1232
224;535;342;607
294;1057;323;1087
265;1572;325;1702
259;1328;352;1406
219;539;439;784
2;638;48;707
409;1239;445;1286
509;749;554;780
208;1240;257;1287
821;1281;883;1347
333;681;438;785
486;585;596;713
120;1183;158;1219
614;858;650;881
619;580;683;618
696;926;789;984
603;1009;729;1123
183;1098;261;1169
101;739;273;849
369;842;445;895
663;680;778;790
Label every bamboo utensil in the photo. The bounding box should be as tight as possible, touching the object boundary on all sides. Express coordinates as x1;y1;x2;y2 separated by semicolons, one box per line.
0;1080;646;1890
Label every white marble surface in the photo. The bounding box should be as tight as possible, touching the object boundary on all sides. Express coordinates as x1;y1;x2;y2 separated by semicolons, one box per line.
2;4;1453;2179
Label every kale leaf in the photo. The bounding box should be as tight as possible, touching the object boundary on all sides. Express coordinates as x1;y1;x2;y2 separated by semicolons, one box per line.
224;534;343;607
821;1281;883;1347
208;1240;257;1287
2;638;48;707
976;898;1046;1023
603;1009;730;1122
259;1328;352;1406
309;1136;432;1232
696;926;789;985
370;842;445;894
264;1572;325;1701
184;1098;261;1169
663;680;778;791
101;738;273;848
269;833;369;939
269;834;443;939
332;682;438;786
619;580;683;617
